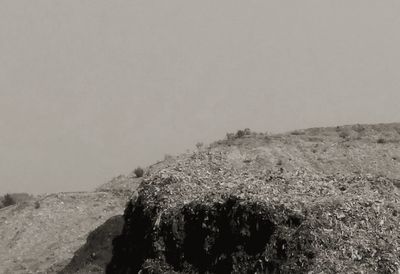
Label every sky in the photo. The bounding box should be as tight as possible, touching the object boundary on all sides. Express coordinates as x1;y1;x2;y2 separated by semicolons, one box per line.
1;1;400;194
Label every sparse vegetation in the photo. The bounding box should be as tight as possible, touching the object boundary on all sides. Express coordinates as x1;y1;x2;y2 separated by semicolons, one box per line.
226;128;253;140
134;167;144;178
2;194;16;207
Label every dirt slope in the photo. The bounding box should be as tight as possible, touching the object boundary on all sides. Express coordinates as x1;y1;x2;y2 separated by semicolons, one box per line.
0;177;140;274
60;215;125;274
107;123;400;273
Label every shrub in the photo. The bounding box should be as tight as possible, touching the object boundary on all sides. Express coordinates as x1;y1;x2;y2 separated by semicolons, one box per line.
34;201;40;209
377;138;386;144
236;130;245;138
134;167;144;178
3;194;16;207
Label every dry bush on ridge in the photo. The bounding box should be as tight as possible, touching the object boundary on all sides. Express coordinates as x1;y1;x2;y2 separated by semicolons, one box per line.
134;167;144;178
2;194;16;207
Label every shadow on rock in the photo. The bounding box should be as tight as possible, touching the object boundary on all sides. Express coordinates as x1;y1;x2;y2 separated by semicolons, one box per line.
59;215;124;274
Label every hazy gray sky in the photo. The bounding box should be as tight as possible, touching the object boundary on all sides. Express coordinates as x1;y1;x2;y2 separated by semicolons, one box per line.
1;1;400;194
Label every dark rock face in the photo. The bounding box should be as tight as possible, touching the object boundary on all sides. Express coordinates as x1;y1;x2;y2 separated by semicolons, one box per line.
174;198;276;272
107;196;314;274
107;198;158;273
106;161;400;272
163;198;280;273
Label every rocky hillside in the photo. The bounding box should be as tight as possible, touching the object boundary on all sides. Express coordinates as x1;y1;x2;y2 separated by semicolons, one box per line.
0;177;140;274
1;123;400;273
107;123;400;273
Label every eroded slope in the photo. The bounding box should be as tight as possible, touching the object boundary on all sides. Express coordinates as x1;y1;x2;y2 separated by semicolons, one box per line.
0;175;140;274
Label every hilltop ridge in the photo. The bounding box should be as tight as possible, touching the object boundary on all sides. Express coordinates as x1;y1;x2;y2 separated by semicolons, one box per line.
107;123;400;273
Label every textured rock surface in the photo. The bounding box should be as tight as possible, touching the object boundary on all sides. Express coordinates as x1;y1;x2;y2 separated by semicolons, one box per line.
107;124;400;273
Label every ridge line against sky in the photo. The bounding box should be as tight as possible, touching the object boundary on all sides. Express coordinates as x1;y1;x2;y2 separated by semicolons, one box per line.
1;1;399;193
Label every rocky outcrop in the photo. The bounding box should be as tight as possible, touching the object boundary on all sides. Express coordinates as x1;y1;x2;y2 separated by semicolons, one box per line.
107;147;400;273
5;123;398;273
